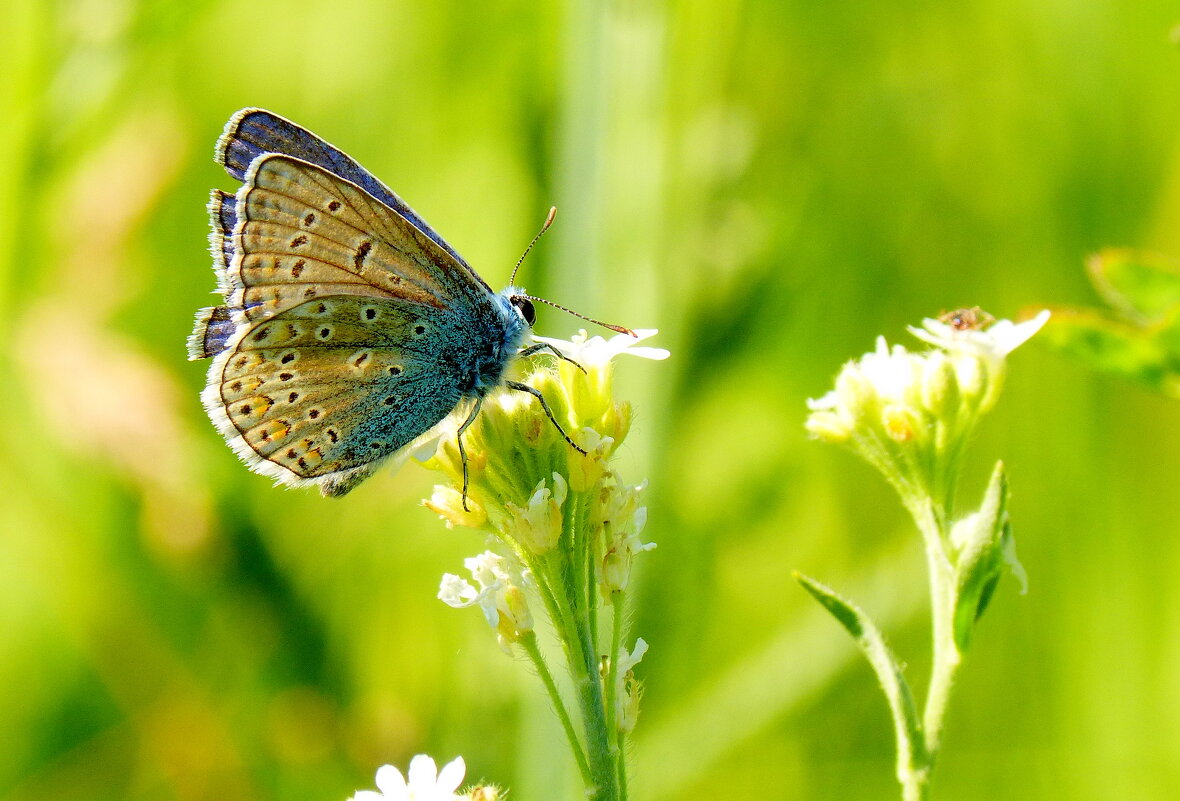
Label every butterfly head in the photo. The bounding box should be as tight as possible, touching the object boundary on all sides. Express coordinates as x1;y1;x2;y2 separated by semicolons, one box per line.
506;289;537;327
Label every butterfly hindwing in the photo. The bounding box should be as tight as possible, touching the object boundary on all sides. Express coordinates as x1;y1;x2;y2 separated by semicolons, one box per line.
205;295;465;493
216;108;479;278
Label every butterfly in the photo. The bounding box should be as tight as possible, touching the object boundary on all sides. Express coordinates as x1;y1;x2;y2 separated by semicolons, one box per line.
190;108;629;498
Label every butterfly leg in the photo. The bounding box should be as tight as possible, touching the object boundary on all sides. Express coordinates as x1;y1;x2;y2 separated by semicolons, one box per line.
505;381;588;455
455;399;483;511
517;342;587;374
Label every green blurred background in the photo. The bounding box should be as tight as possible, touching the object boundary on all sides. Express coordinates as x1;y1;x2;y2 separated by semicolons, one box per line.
4;0;1180;799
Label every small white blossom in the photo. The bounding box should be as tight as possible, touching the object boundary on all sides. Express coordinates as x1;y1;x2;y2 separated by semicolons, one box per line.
349;755;466;801
908;310;1050;361
596;479;655;594
438;551;533;646
503;473;568;554
533;328;670;367
614;638;649;733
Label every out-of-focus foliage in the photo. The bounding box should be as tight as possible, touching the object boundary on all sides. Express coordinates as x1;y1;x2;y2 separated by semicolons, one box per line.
3;1;1180;800
1041;249;1180;397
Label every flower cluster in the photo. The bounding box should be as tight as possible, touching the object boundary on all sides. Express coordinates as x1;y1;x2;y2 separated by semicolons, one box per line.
421;329;666;800
805;311;1049;509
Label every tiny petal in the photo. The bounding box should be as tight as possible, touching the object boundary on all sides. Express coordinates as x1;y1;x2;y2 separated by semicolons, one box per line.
424;486;487;529
375;764;409;796
438;574;479;607
436;756;467;794
406;755;439;792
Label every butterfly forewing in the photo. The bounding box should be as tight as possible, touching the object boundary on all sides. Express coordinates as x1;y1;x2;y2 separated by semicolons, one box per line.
227;155;485;323
217;108;479;279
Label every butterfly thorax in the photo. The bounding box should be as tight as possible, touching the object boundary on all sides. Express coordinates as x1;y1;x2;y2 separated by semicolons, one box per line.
455;291;530;398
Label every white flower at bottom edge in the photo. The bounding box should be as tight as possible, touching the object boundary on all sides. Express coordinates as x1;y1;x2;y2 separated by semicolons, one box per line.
349;755;466;801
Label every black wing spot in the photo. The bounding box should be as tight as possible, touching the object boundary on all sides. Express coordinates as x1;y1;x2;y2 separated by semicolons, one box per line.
288;391;299;402
252;327;270;342
353;352;370;367
413;324;426;336
318;327;332;339
327;429;339;443
315;303;327;314
388;365;402;376
354;240;372;270
239;404;252;415
298;457;309;470
290;235;308;247
280;353;295;364
364;307;377;321
383;396;396;406
370;441;383;449
291;259;305;278
230;380;242;393
304;288;318;298
279;372;294;381
287;448;298;458
327;200;341;212
303;213;316;226
309;409;320;419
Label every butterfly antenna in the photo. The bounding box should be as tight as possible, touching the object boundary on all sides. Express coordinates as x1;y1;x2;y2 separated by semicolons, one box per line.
510;206;558;286
522;294;637;337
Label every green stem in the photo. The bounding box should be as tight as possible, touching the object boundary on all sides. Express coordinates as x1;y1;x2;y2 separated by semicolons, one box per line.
897;497;962;801
519;632;592;786
571;629;618;801
603;592;625;740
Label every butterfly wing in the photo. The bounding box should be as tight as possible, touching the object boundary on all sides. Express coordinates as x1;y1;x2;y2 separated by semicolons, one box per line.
188;190;238;359
215;108;481;280
224;154;489;322
204;295;465;496
201;153;516;495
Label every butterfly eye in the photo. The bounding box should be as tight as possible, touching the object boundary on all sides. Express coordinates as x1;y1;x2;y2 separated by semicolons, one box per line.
511;296;536;326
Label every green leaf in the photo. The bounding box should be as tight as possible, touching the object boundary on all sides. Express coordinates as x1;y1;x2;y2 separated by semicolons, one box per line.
794;572;924;767
950;462;1010;651
1087;249;1180;323
1038;250;1180;398
1038;308;1180;398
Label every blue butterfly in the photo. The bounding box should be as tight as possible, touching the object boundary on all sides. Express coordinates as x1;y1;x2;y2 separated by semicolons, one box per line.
190;108;625;497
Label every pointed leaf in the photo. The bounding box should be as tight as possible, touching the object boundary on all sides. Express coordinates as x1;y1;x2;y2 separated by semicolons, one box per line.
951;462;1010;650
795;572;924;767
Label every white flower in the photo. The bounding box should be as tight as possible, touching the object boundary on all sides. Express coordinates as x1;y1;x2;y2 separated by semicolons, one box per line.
438;551;533;645
349;755;466;801
805;310;1049;499
502;473;568;554
533;328;670;367
908;310;1050;361
596;479;656;594
614;638;649;733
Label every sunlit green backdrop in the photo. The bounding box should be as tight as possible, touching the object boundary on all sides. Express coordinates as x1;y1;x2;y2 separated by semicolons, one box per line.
4;1;1180;799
